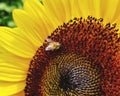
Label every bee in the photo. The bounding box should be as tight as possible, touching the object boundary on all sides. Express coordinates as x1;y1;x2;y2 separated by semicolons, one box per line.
45;38;61;51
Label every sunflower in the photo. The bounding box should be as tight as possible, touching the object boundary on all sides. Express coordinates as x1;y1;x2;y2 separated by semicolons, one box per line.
0;0;120;96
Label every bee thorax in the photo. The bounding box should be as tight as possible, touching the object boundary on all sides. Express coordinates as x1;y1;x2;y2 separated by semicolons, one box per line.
45;39;61;51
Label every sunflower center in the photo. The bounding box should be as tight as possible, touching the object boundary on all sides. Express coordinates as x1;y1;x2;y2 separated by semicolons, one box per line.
59;71;72;91
42;53;102;95
25;16;120;96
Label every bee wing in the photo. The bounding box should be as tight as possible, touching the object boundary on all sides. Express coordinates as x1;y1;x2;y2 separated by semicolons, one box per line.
46;38;54;43
45;45;53;51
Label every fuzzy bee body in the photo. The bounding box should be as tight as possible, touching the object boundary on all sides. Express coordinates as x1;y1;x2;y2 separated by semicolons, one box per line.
45;38;61;51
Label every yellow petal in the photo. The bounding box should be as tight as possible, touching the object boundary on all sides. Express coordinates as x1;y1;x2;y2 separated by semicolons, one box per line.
0;65;26;82
0;81;25;96
24;0;56;35
112;1;120;22
0;27;36;58
12;91;24;96
13;9;46;46
0;48;30;81
75;0;101;18
44;0;66;24
100;0;120;23
44;0;76;24
0;53;29;71
60;0;77;21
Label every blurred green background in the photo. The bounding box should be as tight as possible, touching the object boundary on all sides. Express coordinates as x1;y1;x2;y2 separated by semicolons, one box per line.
0;0;42;27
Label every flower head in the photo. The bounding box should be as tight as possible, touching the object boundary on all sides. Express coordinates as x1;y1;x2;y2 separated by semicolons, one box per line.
0;0;120;96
